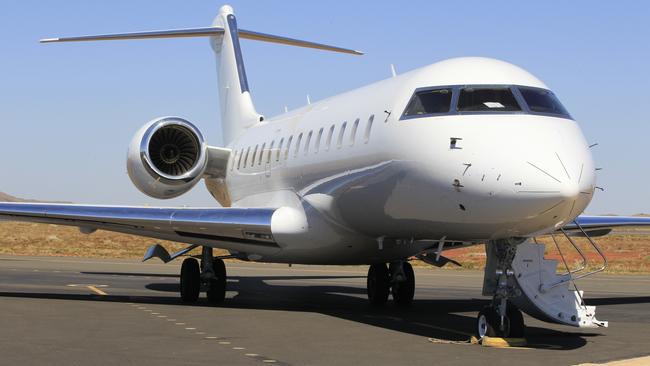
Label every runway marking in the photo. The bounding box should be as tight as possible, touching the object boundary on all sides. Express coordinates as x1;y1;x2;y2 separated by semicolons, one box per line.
151;312;160;315
219;341;231;345
175;322;185;325
205;336;218;339
263;360;277;363
233;347;245;350
185;327;196;330
157;315;167;318
195;331;205;335
87;285;107;296
245;353;259;357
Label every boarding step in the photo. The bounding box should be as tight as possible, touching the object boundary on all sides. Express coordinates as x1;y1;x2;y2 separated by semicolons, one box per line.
509;240;608;328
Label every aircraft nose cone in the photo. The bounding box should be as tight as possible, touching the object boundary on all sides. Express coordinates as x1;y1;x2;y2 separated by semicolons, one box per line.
520;151;595;227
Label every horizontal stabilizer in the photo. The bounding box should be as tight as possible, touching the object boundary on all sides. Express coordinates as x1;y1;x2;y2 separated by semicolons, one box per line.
40;26;363;55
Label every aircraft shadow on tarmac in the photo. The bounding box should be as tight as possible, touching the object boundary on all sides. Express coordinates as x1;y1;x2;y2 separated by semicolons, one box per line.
3;271;646;351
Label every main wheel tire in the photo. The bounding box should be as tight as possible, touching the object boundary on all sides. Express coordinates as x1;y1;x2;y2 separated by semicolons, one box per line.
206;258;227;304
180;257;200;303
367;263;390;306
477;306;500;338
506;304;525;338
391;262;415;306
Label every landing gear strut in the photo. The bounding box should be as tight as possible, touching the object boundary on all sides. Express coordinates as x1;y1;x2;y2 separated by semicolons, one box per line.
366;261;415;306
178;246;227;304
478;239;526;338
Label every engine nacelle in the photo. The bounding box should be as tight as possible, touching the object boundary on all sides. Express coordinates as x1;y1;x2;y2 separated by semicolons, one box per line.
127;117;208;199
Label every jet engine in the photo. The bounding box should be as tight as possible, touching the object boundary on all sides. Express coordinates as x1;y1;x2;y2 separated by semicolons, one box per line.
127;117;208;199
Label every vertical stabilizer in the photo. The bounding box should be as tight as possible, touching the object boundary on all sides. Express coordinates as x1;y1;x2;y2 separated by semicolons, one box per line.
210;6;262;145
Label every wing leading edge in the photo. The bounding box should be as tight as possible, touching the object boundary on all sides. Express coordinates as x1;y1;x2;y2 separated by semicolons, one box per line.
0;202;278;249
561;215;650;237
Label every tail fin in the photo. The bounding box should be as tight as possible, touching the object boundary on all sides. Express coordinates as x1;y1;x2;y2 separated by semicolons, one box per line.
40;5;362;145
210;5;260;144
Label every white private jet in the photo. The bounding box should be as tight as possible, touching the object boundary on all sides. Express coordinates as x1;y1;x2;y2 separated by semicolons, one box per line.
2;5;649;339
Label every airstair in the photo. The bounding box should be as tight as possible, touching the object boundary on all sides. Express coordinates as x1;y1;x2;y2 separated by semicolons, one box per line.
508;223;609;328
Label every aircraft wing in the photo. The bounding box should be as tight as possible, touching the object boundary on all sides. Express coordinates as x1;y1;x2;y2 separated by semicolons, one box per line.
0;202;278;249
561;215;650;236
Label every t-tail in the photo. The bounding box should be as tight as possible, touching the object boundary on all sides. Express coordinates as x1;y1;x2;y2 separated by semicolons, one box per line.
41;5;363;145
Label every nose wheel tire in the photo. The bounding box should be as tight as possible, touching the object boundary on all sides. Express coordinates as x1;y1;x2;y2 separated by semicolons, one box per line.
206;258;227;304
367;263;390;306
476;305;525;338
180;257;200;303
391;262;415;306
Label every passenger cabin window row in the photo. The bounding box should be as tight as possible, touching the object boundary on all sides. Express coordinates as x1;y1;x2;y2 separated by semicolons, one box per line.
401;85;571;120
230;114;375;172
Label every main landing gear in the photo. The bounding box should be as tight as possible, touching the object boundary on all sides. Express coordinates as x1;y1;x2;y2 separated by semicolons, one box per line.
179;246;227;304
367;261;415;306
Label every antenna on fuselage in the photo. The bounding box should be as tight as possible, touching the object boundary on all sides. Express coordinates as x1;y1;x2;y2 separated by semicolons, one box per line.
390;64;397;77
306;94;311;105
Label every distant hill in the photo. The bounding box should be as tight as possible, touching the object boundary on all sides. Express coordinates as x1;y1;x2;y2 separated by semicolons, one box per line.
0;192;31;202
0;192;69;204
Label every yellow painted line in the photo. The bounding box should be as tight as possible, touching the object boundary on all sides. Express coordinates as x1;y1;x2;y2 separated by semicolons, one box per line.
87;285;107;296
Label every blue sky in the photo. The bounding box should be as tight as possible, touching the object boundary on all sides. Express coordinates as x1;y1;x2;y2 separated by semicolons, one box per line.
1;1;648;214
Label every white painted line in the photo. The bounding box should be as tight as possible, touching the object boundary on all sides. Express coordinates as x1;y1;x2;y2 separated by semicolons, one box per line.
219;341;231;345
151;312;160;315
245;354;259;357
233;347;245;350
185;327;196;330
205;336;218;339
574;356;650;366
157;315;167;318
263;360;277;363
175;323;185;325
195;332;205;335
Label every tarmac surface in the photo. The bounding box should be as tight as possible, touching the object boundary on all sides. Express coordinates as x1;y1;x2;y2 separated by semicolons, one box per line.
1;255;649;366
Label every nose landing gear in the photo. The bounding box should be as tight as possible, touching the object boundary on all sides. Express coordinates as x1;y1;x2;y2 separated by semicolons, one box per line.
366;261;415;306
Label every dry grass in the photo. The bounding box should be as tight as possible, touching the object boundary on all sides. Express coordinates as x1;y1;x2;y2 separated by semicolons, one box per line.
422;233;650;274
0;221;649;274
0;222;228;259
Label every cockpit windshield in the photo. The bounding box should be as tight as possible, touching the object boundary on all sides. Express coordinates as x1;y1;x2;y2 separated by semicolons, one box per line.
400;85;573;120
457;87;521;112
402;88;452;116
518;86;570;118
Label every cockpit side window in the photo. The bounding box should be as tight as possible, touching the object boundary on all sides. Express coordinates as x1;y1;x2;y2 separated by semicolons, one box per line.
518;87;570;117
457;87;521;112
402;88;452;117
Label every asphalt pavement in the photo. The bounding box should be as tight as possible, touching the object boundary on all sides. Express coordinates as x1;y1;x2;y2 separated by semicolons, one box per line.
1;255;649;366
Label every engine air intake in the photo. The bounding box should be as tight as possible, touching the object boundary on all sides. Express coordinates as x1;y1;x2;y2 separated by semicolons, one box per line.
148;125;200;175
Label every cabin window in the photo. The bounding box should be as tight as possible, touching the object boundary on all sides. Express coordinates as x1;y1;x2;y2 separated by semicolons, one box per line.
243;147;250;169
294;133;303;157
276;138;284;162
236;149;243;170
350;119;360;146
457;87;521;112
285;136;293;160
251;145;259;167
304;130;313;155
315;128;324;153
403;88;452;117
258;143;266;165
518;86;571;118
326;125;335;151
267;140;275;164
337;122;347;149
364;115;374;143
